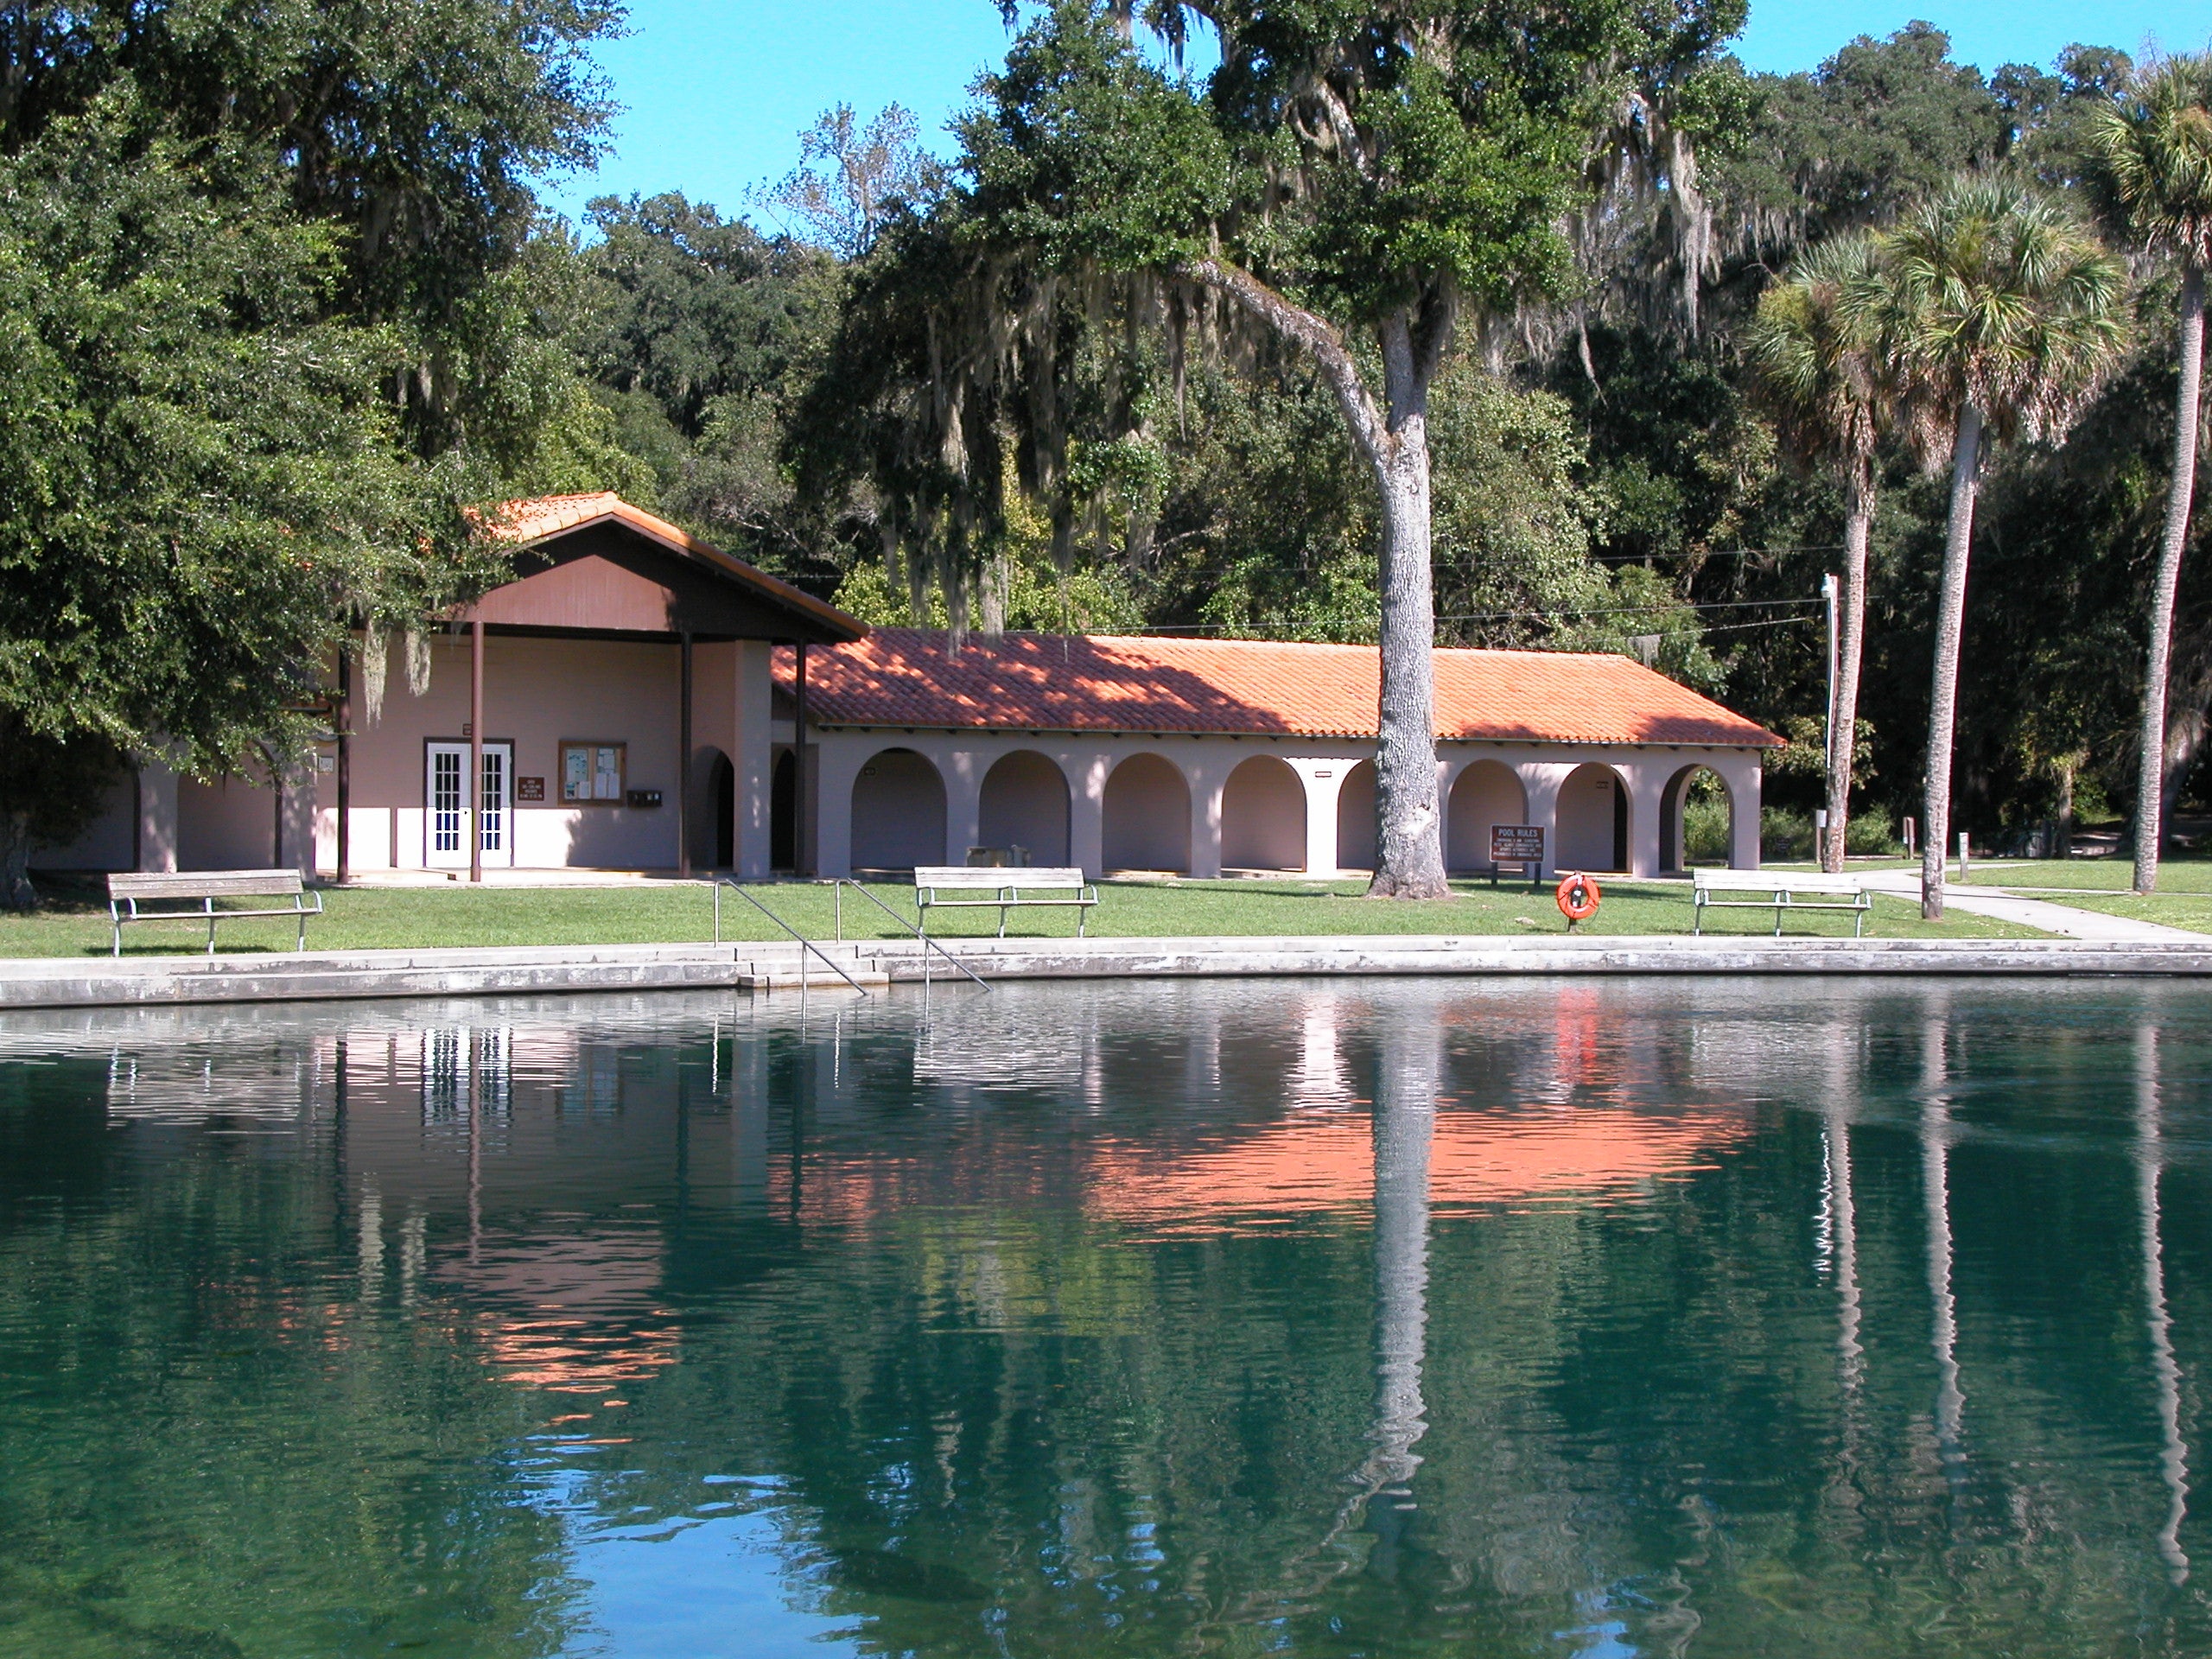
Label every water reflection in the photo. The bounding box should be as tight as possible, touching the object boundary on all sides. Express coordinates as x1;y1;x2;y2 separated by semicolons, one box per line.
0;980;2209;1656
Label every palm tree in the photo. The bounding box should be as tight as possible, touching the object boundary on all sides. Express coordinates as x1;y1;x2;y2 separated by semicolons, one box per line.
1747;235;1886;874
1866;179;2131;919
2090;55;2212;896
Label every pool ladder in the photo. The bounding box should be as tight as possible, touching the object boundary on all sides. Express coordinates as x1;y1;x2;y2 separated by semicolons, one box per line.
709;879;988;994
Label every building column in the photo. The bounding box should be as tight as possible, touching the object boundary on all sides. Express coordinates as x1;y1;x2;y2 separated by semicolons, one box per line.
1186;755;1230;879
1624;760;1662;880
812;740;863;880
944;747;983;865
137;757;180;873
1518;763;1569;880
1290;760;1348;877
1067;750;1108;879
281;768;318;878
1727;755;1764;870
732;642;774;878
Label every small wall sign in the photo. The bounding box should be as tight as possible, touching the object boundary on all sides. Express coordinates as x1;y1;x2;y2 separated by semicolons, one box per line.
626;789;663;810
515;776;545;802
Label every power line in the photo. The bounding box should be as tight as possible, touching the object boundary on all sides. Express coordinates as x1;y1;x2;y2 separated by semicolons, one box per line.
1595;544;1846;562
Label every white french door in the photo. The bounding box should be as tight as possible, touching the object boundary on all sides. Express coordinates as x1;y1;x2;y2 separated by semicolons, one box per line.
426;741;513;868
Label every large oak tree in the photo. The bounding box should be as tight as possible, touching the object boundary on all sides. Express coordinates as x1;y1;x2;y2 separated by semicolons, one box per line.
958;0;1735;895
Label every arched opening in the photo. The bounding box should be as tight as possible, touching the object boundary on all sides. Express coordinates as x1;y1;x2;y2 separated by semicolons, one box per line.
1446;760;1529;873
1660;764;1735;872
771;748;797;872
1554;763;1630;873
979;751;1071;866
694;748;734;870
1222;754;1307;872
1102;753;1191;874
1335;760;1377;874
850;747;946;873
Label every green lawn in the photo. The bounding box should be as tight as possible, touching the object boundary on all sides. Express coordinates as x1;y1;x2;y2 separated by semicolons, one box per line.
10;870;2044;959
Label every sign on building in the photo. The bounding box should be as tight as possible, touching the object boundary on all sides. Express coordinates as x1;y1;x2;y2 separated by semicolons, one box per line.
1491;825;1544;868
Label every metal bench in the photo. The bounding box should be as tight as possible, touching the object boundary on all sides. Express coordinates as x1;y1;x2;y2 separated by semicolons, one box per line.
107;869;323;957
913;866;1098;938
1692;868;1872;937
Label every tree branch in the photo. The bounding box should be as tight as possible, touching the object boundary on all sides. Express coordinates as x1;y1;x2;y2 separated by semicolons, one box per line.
1300;74;1376;181
1181;255;1388;465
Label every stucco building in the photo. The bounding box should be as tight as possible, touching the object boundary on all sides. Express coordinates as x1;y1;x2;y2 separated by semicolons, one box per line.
56;493;1780;881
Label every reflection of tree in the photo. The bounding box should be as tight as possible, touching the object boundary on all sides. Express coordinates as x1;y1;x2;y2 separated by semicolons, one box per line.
10;985;2212;1655
2139;1022;2192;1585
1921;1012;1967;1477
0;1064;585;1656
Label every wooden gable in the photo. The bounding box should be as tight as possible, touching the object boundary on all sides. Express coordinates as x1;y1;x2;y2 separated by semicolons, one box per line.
464;517;861;644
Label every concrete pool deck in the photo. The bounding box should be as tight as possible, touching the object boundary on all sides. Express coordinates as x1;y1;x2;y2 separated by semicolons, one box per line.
7;931;2212;1008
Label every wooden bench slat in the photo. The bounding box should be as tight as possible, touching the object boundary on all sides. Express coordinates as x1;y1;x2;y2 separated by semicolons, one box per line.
109;870;304;899
914;867;1088;889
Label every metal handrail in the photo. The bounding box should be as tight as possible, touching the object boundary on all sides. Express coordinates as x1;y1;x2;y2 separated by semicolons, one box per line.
710;880;869;995
835;880;991;991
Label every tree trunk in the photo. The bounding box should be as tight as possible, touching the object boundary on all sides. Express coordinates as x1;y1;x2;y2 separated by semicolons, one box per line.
1822;460;1874;874
1181;258;1449;899
1366;311;1449;898
0;807;34;910
1922;404;1984;920
2133;264;2206;895
2055;756;2076;858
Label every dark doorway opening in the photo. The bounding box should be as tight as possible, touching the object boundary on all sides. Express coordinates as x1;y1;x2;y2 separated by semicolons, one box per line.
772;749;797;872
711;753;734;869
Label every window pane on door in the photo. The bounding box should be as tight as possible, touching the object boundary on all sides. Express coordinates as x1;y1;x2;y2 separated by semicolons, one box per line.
480;749;506;853
432;750;462;854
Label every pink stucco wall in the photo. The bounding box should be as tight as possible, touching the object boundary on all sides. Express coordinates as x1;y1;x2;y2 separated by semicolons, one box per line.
328;632;696;870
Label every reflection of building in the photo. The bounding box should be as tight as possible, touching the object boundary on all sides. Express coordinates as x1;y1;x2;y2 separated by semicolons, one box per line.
51;493;1777;880
1086;1106;1748;1234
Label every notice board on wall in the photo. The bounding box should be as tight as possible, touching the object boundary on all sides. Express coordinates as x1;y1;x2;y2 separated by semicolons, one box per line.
559;741;626;804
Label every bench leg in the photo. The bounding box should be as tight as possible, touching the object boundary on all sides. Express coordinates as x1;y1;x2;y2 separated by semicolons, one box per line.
297;906;307;952
111;916;121;957
207;899;217;956
998;906;1007;939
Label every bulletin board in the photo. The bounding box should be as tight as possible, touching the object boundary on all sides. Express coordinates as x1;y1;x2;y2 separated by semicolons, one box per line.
559;741;626;804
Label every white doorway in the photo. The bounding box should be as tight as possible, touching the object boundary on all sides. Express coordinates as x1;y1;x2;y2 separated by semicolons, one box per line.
426;741;513;868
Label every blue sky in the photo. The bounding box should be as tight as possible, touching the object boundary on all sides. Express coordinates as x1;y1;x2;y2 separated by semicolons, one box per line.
543;0;2212;226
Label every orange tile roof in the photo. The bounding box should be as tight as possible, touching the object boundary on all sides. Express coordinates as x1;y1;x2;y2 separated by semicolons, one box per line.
780;628;1781;747
481;493;867;641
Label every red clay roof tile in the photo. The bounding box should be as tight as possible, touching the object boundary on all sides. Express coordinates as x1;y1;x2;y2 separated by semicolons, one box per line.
780;629;1781;747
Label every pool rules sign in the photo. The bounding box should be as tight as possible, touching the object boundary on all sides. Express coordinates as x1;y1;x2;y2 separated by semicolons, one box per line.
1491;825;1544;868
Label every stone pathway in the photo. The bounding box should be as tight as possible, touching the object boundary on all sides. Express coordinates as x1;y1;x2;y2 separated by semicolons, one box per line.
1854;869;2206;942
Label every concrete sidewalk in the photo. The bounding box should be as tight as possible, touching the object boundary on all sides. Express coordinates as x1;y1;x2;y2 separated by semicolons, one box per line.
1853;870;2205;942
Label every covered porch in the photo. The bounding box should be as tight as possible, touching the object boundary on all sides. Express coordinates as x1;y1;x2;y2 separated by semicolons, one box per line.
119;494;866;880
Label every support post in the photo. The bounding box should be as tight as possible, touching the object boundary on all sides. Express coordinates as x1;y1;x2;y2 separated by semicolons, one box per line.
469;619;483;885
336;642;352;885
794;642;810;876
678;631;694;878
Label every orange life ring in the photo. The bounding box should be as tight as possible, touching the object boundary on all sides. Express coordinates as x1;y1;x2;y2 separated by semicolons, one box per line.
1555;873;1601;923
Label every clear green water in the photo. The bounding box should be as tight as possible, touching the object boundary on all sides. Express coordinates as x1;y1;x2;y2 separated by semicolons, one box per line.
3;979;2209;1656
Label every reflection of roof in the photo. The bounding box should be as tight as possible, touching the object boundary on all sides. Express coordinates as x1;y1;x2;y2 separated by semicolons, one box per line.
1087;1106;1747;1234
482;492;867;641
779;629;1780;746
